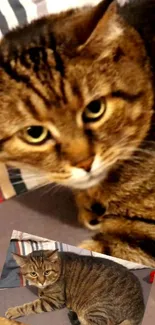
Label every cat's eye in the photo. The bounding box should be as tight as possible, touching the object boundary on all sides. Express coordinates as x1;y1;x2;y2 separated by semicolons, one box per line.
21;126;50;145
30;272;37;277
82;99;106;123
44;270;50;276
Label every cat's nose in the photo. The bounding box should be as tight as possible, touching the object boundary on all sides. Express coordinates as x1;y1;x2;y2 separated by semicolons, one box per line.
75;157;94;172
39;278;45;285
62;137;94;172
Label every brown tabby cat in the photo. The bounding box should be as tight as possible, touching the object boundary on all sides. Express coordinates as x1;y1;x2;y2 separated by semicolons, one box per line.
5;250;144;325
0;0;155;266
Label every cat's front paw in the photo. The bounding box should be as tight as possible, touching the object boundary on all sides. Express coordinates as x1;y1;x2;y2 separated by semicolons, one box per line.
78;201;106;231
78;209;102;230
38;289;44;298
78;239;103;253
5;307;21;319
68;310;81;325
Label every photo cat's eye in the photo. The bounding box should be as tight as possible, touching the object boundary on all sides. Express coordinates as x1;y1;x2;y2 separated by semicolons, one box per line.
30;272;37;277
44;270;50;276
82;99;106;123
21;126;50;145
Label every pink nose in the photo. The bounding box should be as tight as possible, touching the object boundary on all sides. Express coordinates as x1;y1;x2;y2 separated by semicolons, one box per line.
75;157;94;172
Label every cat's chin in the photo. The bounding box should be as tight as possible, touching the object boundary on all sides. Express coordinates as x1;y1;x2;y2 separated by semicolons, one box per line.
58;162;109;189
47;157;109;189
36;284;48;289
67;171;107;190
69;178;103;189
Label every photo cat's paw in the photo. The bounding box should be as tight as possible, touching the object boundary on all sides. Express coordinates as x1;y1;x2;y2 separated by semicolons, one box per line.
78;239;103;253
5;308;20;319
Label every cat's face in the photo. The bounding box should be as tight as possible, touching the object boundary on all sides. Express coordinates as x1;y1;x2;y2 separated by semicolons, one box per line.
12;250;61;288
0;1;153;189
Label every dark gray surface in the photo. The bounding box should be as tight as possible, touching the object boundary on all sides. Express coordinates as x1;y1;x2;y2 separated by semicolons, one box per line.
142;282;155;325
131;269;152;306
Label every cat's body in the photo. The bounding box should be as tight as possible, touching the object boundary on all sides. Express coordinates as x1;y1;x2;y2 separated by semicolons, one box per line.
75;0;155;267
0;0;155;266
5;250;145;325
76;150;155;267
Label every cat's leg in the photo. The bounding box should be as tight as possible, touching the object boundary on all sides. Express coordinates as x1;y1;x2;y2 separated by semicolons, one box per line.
75;186;155;266
78;214;155;267
78;313;114;325
79;232;155;267
5;298;59;319
118;321;132;325
79;319;113;325
74;189;106;231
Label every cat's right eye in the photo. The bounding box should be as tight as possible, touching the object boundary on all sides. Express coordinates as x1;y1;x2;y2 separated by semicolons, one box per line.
20;126;51;145
82;99;106;123
44;270;50;276
30;272;37;277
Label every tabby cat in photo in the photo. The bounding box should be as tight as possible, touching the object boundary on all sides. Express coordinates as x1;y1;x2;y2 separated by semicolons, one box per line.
5;250;144;325
0;0;155;266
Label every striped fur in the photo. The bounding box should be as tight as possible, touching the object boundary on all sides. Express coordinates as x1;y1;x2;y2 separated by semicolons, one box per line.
0;317;29;325
0;317;26;325
0;0;155;268
76;0;155;268
5;250;144;325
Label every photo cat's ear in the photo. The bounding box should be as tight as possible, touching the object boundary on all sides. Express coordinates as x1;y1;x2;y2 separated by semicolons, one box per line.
45;249;59;262
12;253;27;267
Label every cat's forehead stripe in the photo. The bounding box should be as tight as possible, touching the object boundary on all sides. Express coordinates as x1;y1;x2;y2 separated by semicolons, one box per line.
0;15;64;76
30;257;40;267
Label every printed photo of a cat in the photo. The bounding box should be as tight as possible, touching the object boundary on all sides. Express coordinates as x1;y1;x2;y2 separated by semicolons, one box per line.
0;0;154;266
5;249;145;325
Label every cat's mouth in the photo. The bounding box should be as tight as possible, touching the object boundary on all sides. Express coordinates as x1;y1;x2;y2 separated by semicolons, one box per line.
69;170;107;189
51;156;110;189
37;283;48;289
28;281;48;289
66;158;109;189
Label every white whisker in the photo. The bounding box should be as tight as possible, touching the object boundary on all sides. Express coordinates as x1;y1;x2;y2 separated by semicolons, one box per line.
11;179;50;187
40;183;61;197
9;174;47;180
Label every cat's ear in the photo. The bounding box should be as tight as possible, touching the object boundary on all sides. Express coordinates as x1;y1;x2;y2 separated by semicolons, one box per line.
56;0;115;49
75;0;123;54
12;253;27;267
45;249;59;262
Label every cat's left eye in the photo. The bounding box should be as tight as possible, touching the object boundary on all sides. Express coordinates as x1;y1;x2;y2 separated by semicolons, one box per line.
44;270;50;276
30;272;37;277
20;126;51;145
82;99;106;123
